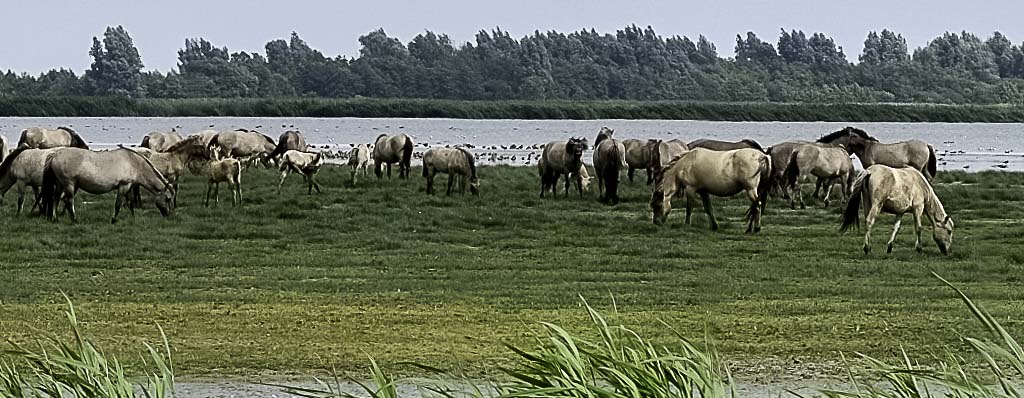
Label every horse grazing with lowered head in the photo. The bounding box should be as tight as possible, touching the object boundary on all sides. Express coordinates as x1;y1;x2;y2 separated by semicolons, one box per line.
0;147;64;213
651;148;773;233
278;150;324;195
40;147;174;223
267;130;308;162
18;127;89;150
203;158;242;207
373;133;414;179
593;127;625;204
140;131;184;153
349;144;371;184
622;138;661;185
538;137;587;198
841;165;953;255
135;135;213;208
687;138;764;152
208;129;277;167
820;126;937;179
422;147;479;196
783;143;856;209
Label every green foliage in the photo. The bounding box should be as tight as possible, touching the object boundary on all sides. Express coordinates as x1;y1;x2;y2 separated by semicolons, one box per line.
83;26;144;97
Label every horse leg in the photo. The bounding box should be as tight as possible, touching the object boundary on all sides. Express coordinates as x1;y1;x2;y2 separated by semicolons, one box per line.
863;205;881;255
886;215;903;254
913;207;924;253
646;167;655;185
446;173;454;196
597;173;605;202
312;175;322;194
278;168;289;195
627;166;635;183
387;163;393;179
812;178;824;199
204;182;213;207
745;188;761;234
563;174;571;198
172;181;179;209
112;186;127;224
214;183;220;206
16;190;25;214
700;192;719;231
62;188;76;222
427;170;435;195
684;193;694;225
575;174;583;198
822;179;835;207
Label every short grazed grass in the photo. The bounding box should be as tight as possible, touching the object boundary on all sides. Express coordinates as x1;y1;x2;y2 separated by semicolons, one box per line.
0;166;1022;378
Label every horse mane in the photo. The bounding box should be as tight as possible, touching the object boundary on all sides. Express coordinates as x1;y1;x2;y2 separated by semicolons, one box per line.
0;147;29;179
819;126;877;143
261;134;276;145
117;145;171;186
59;127;89;149
458;147;476;179
163;135;205;153
235;128;251;133
741;139;764;151
595;131;611;147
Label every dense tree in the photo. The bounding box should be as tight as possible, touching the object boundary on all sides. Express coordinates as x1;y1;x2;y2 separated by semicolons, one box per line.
84;26;144;96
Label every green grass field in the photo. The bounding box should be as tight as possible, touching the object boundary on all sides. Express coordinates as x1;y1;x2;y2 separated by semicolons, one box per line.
1;166;1023;379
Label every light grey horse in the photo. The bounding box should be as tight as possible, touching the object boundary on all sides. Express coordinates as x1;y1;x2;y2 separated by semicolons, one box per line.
422;147;479;196
0;147;62;213
349;144;371;184
783;143;856;208
651;148;773;232
140;131;184;153
277;150;324;195
18;127;89;149
136;135;212;207
203;158;242;207
208;129;277;167
538;137;587;198
373;133;414;179
40;147;174;223
841;165;953;255
268;130;308;162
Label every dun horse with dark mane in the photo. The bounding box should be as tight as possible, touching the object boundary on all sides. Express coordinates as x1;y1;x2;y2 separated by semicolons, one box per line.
373;133;414;179
538;137;587;198
422;147;479;196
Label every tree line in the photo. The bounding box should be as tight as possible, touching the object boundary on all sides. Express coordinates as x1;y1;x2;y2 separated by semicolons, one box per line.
4;25;1024;104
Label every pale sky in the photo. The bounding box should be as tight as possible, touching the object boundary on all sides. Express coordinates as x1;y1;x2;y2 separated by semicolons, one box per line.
3;0;1022;74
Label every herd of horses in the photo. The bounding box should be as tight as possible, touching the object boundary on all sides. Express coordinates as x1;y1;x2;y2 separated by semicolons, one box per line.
0;125;952;254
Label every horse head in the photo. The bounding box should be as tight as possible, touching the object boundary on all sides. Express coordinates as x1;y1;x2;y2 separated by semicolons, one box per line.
566;137;586;163
650;187;669;225
933;215;954;255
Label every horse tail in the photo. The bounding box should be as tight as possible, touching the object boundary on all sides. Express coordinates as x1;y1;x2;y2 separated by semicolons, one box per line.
40;153;59;219
926;144;937;179
458;148;476;181
63;128;89;149
267;138;288;161
840;172;870;232
601;142;622;204
140;135;151;149
401;136;414;170
743;139;764;152
784;150;800;188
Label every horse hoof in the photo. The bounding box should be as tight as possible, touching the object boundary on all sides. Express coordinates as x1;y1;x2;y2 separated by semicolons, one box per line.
110;218;117;224
863;246;871;255
886;245;893;254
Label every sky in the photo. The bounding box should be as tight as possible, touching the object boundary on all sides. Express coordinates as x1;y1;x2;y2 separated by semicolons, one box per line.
3;0;1023;74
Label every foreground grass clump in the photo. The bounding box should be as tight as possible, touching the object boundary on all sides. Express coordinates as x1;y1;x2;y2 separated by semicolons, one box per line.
0;166;1022;376
0;296;174;398
3;96;1024;122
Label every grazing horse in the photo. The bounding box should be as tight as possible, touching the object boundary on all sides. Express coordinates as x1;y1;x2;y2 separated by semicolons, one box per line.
623;138;661;184
349;144;371;184
783;143;856;208
140;131;184;153
139;136;212;207
203;158;242;207
268;130;308;162
40;147;174;223
841;165;953;255
422;147;479;196
208;129;277;167
593;127;625;204
277;150;324;194
0;147;62;213
687;138;764;152
373;133;414;179
538;137;587;198
651;148;773;233
18;127;89;150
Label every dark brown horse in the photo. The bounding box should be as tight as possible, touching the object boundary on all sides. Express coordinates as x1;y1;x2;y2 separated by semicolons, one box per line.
538;137;587;198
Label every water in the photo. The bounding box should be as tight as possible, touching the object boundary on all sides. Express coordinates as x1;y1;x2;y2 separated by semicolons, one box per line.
1;117;1022;171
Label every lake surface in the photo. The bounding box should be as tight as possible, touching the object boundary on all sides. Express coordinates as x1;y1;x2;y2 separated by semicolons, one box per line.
1;117;1022;171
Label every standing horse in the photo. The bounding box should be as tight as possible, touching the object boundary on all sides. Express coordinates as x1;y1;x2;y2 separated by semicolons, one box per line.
687;138;764;152
651;148;773;233
140;131;184;152
18;127;89;149
0;147;62;213
783;143;856;208
841;165;953;255
593;127;625;204
40;147;174;223
203;158;243;207
538;137;587;198
422;147;479;196
277;150;324;194
349;144;371;184
844;131;937;179
267;130;308;162
208;129;277;167
623;138;661;184
139;136;212;207
373;133;414;179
